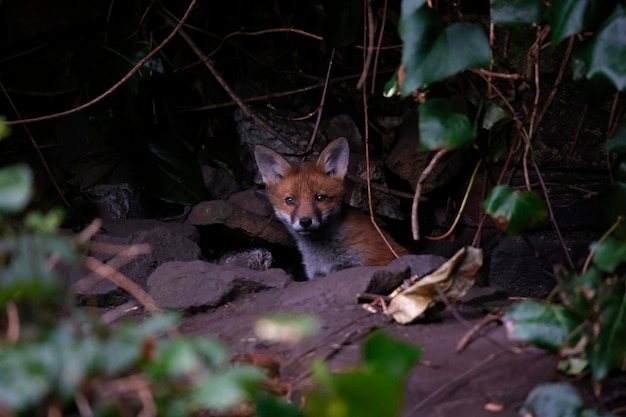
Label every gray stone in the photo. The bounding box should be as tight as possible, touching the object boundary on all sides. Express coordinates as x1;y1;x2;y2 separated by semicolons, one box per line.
147;260;291;310
71;222;202;304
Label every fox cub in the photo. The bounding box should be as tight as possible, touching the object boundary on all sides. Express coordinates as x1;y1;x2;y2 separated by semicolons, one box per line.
254;137;408;279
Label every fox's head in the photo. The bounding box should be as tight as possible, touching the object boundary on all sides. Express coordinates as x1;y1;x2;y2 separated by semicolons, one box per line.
254;138;350;234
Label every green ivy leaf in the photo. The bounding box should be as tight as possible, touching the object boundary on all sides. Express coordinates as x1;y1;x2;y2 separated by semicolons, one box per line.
0;233;77;307
591;236;626;273
308;366;403;417
605;116;626;154
557;267;601;315
547;0;603;45
306;331;420;417
588;279;626;382
418;99;476;150
0;343;57;410
383;67;400;98
519;383;583;417
483;185;548;235
362;331;421;380
504;300;579;352
149;339;204;378
573;4;626;91
0;116;11;141
399;4;490;94
255;394;305;417
491;0;546;26
0;164;33;214
192;366;265;412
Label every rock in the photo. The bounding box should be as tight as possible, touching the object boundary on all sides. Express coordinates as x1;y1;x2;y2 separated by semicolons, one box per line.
85;183;143;219
184;199;293;247
228;189;275;218
147;260;291;310
488;235;554;298
347;157;405;220
101;218;200;242
201;165;241;200
386;109;464;192
71;221;202;304
389;254;449;277
235;107;315;176
282;260;413;307
218;248;274;271
460;286;508;305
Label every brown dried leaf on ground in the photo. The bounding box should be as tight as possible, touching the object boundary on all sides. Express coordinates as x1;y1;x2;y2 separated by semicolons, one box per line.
388;246;483;324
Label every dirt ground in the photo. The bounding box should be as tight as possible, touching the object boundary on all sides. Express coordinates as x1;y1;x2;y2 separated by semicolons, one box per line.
175;265;561;417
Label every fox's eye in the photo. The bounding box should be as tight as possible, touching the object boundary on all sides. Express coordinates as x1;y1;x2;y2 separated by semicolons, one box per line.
315;194;326;202
285;196;296;205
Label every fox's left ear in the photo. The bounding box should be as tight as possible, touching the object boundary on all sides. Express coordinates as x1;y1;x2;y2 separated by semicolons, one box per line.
317;137;349;179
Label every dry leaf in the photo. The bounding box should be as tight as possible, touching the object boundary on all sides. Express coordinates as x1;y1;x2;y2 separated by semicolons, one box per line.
388;246;483;324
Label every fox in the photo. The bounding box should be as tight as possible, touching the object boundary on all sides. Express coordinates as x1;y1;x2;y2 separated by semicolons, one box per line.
254;137;409;279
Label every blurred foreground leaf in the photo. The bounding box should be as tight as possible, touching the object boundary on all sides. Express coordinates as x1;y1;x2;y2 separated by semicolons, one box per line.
306;331;420;417
0;164;33;214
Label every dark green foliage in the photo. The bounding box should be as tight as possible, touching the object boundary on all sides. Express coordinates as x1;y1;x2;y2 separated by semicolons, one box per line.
398;2;490;94
483;185;548;236
418;99;476;150
491;0;546;26
305;330;421;417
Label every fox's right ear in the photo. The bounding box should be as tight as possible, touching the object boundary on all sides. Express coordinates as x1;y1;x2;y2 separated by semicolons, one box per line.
254;145;291;184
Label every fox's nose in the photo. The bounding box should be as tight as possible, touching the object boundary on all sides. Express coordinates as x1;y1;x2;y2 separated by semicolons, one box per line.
299;217;313;228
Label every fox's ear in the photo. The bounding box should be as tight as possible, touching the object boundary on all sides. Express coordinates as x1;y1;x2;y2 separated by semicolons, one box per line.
255;145;291;184
317;137;349;179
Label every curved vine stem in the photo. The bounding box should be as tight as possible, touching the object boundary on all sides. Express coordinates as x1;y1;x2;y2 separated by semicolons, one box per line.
425;159;482;241
6;0;198;126
412;148;450;240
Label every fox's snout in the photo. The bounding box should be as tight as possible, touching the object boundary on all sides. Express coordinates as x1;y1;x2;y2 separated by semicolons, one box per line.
276;209;323;234
298;217;313;229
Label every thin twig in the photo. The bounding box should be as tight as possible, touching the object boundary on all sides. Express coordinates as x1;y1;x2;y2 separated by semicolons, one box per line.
526;26;542;141
361;75;401;258
83;256;163;315
412;148;449;240
535;36;575;127
167;20;300;152
529;146;575;269
425;159;482;241
347;173;414;200
208;28;323;57
6;0;198;126
472;68;521;80
407;351;505;415
607;91;621;136
568;104;588;155
5;302;19;344
306;48;336;152
370;0;388;94
176;73;363;114
357;0;375;90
